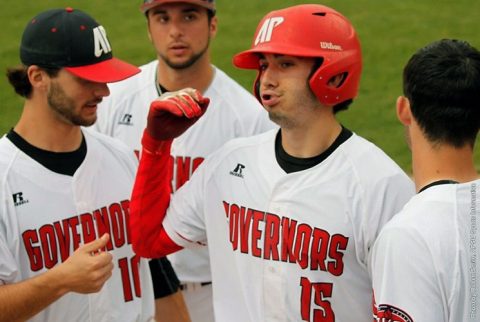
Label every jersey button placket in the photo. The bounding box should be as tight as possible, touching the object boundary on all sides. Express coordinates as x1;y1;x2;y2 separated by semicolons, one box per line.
263;263;286;322
263;202;287;322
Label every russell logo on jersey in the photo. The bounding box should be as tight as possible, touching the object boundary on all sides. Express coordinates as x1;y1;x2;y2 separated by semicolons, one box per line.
118;113;134;126
12;192;29;207
229;163;246;178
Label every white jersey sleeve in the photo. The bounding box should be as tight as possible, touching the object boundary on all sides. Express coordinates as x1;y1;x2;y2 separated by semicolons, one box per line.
371;181;480;322
371;220;437;322
162;139;227;247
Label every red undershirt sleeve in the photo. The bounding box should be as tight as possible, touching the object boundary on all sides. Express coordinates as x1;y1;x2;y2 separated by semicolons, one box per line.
130;132;183;258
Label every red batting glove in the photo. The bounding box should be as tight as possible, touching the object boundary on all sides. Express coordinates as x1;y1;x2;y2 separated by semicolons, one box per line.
142;88;209;154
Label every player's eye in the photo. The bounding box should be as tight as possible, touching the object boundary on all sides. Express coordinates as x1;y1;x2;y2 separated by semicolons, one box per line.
184;14;196;21
280;61;294;68
153;14;169;23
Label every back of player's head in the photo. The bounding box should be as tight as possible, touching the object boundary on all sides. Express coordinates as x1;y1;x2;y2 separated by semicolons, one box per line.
403;39;480;148
233;4;362;111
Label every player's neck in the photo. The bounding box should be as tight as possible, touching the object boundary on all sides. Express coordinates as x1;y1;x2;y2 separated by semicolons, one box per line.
14;99;83;153
281;115;342;158
156;57;214;94
412;136;478;192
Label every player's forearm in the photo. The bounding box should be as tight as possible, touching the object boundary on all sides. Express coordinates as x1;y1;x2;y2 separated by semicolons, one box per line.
130;140;178;257
0;269;68;322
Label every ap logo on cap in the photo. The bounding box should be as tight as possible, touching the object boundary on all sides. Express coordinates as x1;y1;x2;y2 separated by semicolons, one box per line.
93;26;112;58
254;17;284;45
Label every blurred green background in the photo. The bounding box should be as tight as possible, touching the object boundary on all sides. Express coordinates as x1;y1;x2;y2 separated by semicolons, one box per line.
1;1;479;173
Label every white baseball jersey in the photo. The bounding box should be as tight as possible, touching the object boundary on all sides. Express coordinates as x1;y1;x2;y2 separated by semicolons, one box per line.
371;180;480;322
0;130;154;322
162;129;415;322
94;60;275;283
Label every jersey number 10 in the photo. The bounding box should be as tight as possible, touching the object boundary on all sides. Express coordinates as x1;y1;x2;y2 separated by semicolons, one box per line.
118;255;142;302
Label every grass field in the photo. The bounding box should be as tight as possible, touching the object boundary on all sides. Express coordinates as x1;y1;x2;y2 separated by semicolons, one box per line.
1;0;480;173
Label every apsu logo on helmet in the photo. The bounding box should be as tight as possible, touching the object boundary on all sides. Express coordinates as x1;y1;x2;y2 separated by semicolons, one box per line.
254;17;284;45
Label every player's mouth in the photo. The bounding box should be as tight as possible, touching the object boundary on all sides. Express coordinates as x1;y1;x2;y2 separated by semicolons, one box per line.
84;98;102;110
261;91;280;107
169;43;189;56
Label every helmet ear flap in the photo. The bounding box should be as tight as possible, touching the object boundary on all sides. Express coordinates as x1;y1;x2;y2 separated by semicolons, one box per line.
309;53;362;106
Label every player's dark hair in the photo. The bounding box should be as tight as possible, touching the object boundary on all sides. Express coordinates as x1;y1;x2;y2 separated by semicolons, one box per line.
6;65;60;99
403;39;480;148
308;58;353;114
206;9;215;21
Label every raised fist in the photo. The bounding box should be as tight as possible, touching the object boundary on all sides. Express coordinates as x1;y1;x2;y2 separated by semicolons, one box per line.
146;88;210;141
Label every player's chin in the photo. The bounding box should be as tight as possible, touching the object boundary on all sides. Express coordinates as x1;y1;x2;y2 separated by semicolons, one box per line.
78;113;97;127
84;106;98;117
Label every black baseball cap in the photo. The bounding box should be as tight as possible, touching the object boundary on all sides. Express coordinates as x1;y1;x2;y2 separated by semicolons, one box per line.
20;7;140;83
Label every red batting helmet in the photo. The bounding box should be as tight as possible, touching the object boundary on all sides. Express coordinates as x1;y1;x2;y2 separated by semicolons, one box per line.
233;4;362;106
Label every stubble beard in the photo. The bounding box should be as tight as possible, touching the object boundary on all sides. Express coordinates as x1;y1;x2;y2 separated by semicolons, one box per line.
160;38;210;70
267;85;318;130
47;82;96;127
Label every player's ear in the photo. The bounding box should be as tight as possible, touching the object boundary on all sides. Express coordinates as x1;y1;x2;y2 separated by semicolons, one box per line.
146;15;153;43
27;65;49;91
327;73;347;88
209;16;218;38
147;28;153;43
396;95;412;126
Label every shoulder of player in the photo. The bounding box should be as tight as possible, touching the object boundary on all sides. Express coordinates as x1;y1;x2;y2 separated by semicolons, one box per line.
0;136;13;169
82;128;136;162
221;129;274;150
0;136;30;187
340;133;410;179
0;135;20;165
331;133;415;204
380;189;457;242
372;210;434;266
203;130;276;169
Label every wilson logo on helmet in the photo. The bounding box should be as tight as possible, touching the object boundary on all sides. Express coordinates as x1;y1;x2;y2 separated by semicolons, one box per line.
254;17;284;45
320;42;343;51
93;26;112;58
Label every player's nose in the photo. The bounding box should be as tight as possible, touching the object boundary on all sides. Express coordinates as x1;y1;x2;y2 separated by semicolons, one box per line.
260;68;278;90
94;83;110;98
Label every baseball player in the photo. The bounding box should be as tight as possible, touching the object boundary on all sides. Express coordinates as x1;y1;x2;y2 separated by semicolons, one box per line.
94;1;275;321
370;39;480;322
0;8;154;322
129;4;415;321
